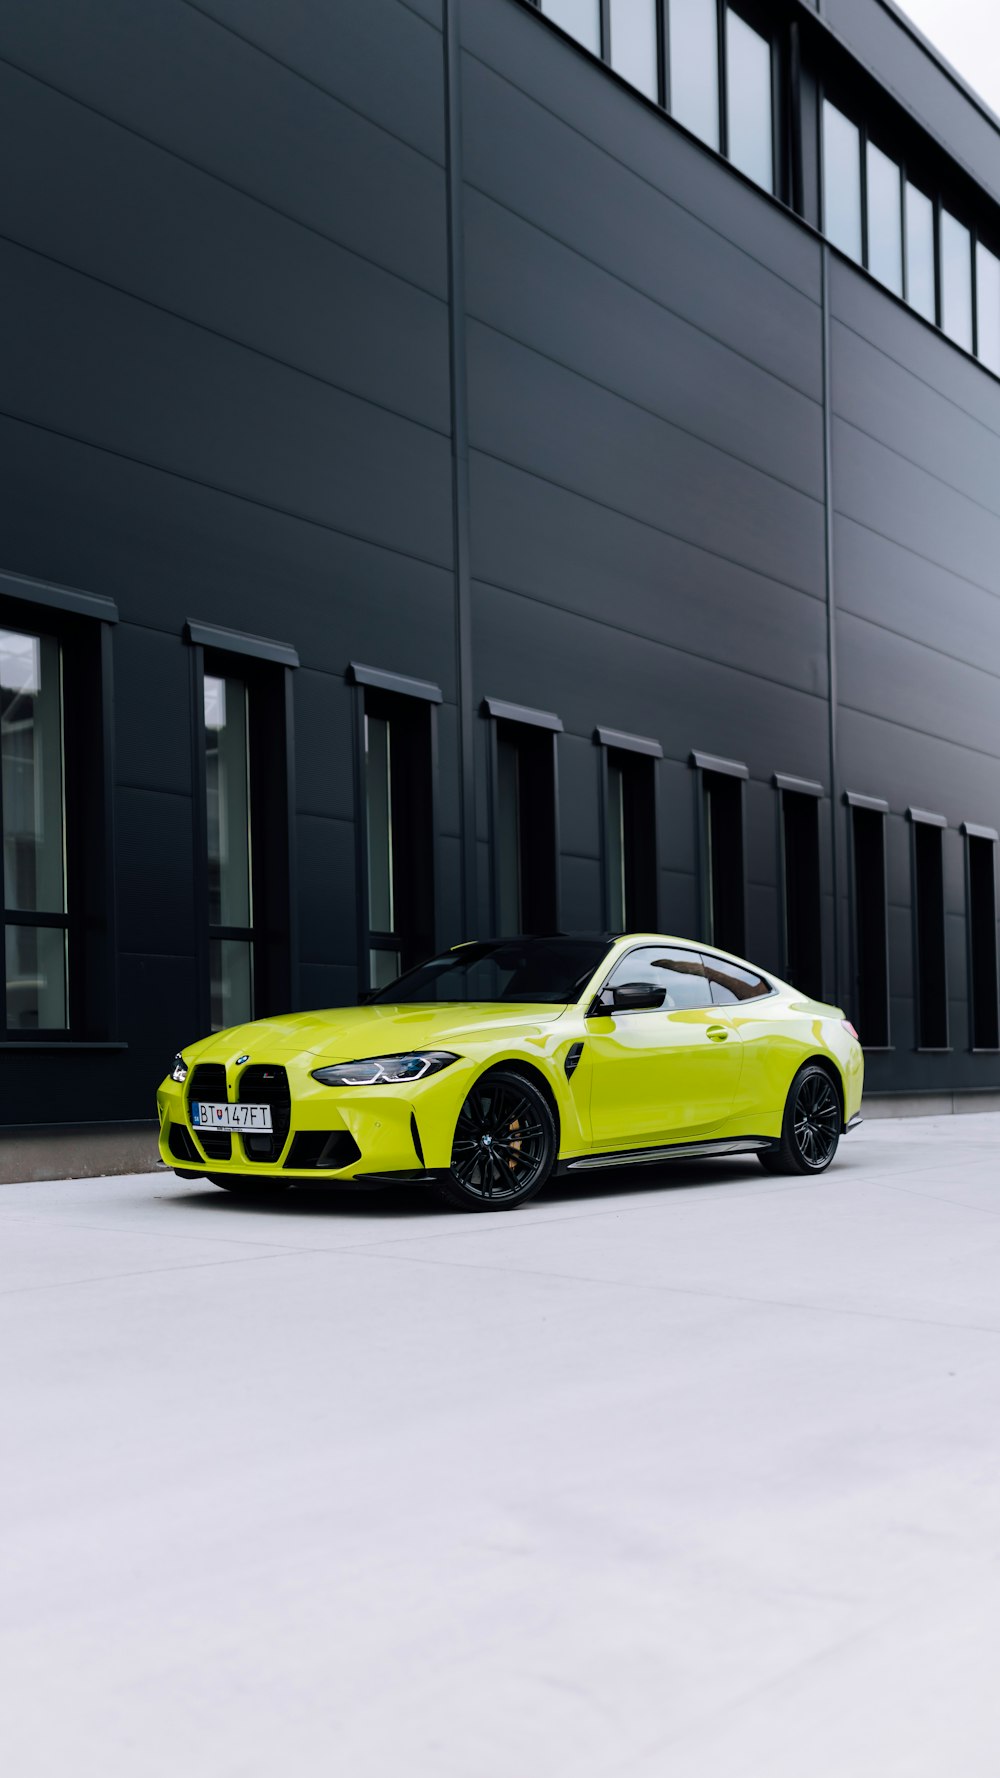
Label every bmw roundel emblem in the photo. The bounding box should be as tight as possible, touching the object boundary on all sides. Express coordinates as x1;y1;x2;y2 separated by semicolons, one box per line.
236;1053;249;1065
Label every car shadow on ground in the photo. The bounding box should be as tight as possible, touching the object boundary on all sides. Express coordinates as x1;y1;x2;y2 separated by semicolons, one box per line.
161;1155;779;1220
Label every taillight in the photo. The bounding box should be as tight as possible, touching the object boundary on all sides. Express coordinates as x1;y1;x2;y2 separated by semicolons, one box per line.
842;1020;859;1041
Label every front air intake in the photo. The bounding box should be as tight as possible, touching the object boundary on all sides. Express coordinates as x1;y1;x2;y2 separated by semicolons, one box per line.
187;1064;231;1160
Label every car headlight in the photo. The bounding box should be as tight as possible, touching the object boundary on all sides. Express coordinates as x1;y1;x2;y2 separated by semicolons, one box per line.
311;1051;459;1087
169;1054;189;1084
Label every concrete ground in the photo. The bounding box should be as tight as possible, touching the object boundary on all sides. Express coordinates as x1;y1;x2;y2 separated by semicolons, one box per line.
3;1118;1000;1776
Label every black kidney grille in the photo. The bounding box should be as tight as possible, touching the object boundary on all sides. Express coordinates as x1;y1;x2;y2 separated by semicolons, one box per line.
238;1065;292;1163
187;1063;231;1160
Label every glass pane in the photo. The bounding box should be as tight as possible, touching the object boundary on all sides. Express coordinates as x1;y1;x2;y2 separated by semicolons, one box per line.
5;923;67;1030
1;629;65;915
822;101;862;263
496;736;522;934
866;142;903;296
610;0;658;101
941;209;973;352
607;944;713;1009
905;183;936;322
209;938;253;1032
204;674;251;929
669;0;720;150
365;714;394;935
542;0;601;55
606;760;626;930
370;947;402;991
726;10;773;192
977;242;1000;375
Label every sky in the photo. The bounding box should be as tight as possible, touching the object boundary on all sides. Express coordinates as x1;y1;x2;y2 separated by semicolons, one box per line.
896;0;1000;115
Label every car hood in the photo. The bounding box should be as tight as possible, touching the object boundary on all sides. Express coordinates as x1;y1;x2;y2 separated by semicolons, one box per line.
188;1002;570;1065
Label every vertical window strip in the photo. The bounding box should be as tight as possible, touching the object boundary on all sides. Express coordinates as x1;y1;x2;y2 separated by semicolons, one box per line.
1;626;69;1032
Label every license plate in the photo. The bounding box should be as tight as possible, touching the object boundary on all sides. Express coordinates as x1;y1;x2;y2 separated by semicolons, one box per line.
191;1101;273;1132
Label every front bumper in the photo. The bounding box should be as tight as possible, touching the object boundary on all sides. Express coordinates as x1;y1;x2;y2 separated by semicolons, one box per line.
157;1056;472;1181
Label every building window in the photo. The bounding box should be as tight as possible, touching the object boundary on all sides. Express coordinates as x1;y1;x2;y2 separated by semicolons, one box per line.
940;209;974;353
204;671;254;1030
190;628;296;1034
726;9;773;192
602;745;658;931
966;830;999;1051
822;99;863;264
490;712;559;936
1;626;68;1030
609;0;658;100
904;182;936;322
850;803;889;1048
780;788;823;1000
541;0;601;55
976;242;1000;376
866;140;903;297
701;768;745;955
911;817;948;1050
668;0;720;149
361;689;436;989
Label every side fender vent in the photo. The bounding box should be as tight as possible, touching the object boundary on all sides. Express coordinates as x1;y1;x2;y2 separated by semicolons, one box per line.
564;1042;584;1080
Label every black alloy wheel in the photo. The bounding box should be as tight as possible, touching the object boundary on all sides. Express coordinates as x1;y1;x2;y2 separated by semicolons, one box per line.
758;1064;842;1176
437;1069;557;1211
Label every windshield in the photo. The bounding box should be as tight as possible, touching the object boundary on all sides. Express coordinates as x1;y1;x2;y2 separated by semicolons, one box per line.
368;937;613;1005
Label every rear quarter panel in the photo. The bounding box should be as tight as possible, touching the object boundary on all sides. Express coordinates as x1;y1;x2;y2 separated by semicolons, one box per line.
723;996;861;1134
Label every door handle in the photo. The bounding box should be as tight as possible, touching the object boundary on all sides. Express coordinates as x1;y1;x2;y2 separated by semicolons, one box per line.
706;1025;729;1042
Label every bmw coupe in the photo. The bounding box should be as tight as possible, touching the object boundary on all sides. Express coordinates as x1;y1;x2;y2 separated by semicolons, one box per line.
157;934;864;1211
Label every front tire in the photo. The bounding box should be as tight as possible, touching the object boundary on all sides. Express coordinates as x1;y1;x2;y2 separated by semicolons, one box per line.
758;1064;842;1176
436;1070;557;1212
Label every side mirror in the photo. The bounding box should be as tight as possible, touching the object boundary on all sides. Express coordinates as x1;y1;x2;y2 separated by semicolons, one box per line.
611;981;666;1012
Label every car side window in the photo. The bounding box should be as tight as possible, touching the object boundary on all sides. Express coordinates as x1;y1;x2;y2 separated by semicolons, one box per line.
701;954;771;1004
605;946;714;1010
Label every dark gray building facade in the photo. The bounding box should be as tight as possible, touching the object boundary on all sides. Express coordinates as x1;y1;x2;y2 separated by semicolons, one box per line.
3;0;1000;1173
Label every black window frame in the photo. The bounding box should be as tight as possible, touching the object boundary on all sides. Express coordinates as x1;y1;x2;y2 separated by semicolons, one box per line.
351;664;440;994
187;623;298;1034
0;572;118;1047
908;809;950;1053
529;0;786;201
595;727;661;932
691;752;747;958
846;794;891;1051
963;823;1000;1053
485;699;562;937
774;774;824;1001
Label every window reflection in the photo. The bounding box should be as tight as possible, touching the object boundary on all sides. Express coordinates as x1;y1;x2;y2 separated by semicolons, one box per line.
669;0;720;150
204;674;251;931
204;671;253;1030
866;142;903;296
822;101;862;264
941;209;973;352
542;0;601;55
1;627;68;1031
977;242;1000;375
905;183;936;322
209;937;252;1032
609;0;658;101
726;10;773;192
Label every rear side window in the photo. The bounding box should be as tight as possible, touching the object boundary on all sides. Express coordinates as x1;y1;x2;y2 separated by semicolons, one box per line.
606;945;714;1009
702;954;771;1003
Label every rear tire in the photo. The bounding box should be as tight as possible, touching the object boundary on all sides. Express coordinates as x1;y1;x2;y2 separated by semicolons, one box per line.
757;1064;842;1176
436;1069;557;1212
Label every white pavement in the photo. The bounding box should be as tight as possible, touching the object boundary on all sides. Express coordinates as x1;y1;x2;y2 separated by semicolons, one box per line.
3;1117;1000;1776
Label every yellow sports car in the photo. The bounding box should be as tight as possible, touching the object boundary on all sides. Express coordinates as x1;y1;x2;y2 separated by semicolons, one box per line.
157;934;864;1211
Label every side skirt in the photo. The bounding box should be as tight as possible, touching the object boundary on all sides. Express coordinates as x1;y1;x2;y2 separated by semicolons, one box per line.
557;1137;773;1175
